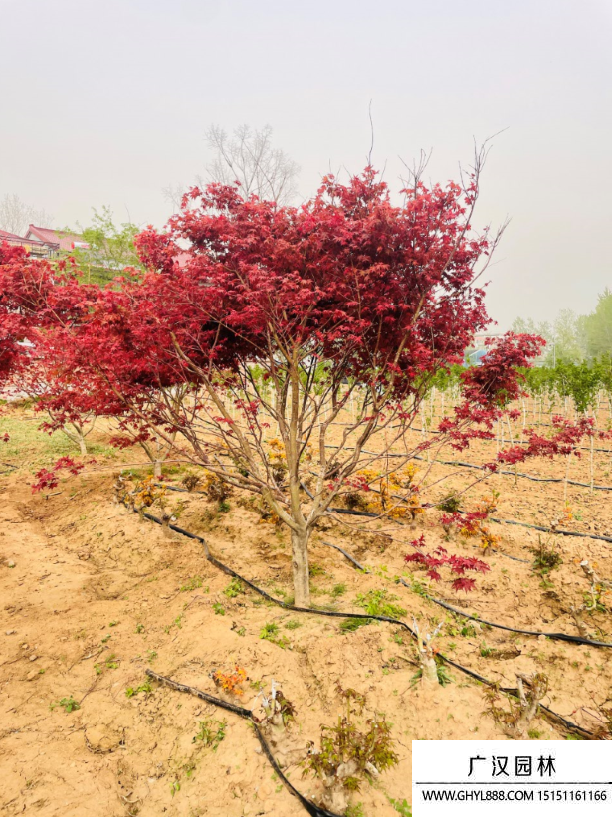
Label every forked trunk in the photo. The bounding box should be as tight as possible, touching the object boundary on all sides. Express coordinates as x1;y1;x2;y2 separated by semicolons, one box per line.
291;527;310;608
64;425;87;456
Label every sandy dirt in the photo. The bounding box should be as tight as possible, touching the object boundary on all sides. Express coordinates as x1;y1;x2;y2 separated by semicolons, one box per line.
1;404;611;816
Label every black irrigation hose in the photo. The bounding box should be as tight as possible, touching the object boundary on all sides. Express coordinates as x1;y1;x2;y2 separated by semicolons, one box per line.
401;584;612;648
319;444;612;490
323;505;531;565
326;496;612;548
157;480;565;566
486;548;530;564
124;502;598;740
322;541;370;572
322;541;612;649
411;454;612;491
442;507;612;546
159;483;207;495
158;480;612;575
145;670;342;817
405;424;612;456
328;417;612;454
308;479;538;557
302;483;531;564
323;506;380;519
487;515;612;545
160;469;612;545
325;486;612;546
135;508;411;628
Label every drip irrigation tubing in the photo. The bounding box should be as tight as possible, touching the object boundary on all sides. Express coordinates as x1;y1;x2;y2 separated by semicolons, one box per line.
405;425;612;455
160;483;206;495
155;481;612;553
145;670;343;817
414;593;612;648
326;417;612;455
319;443;612;490
412;455;612;491
323;502;531;564
156;479;612;564
321;541;612;649
322;480;612;546
300;478;612;548
486;515;612;544
123;501;597;740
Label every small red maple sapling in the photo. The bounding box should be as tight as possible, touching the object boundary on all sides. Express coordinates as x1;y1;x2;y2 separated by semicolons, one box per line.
31;457;85;492
405;535;490;592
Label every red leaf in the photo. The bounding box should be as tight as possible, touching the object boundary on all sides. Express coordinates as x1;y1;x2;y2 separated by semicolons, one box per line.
452;577;477;593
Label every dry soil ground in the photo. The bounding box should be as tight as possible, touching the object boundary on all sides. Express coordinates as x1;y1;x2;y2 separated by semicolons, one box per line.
1;405;611;817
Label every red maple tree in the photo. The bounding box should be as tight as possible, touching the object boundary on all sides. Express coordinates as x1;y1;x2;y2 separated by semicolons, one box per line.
1;160;570;606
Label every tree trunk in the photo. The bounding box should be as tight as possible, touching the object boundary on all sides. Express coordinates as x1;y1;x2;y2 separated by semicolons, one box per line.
153;460;162;479
161;512;172;538
78;433;87;456
420;653;439;687
564;454;571;503
291;527;310;608
64;425;88;456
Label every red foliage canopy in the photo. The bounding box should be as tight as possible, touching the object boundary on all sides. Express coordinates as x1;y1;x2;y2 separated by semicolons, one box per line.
128;170;492;396
1;168;524;456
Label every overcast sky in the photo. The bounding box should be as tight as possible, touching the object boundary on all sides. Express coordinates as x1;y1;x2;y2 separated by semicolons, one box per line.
1;0;610;329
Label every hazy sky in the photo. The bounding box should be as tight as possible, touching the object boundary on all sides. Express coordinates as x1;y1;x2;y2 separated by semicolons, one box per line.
1;0;611;329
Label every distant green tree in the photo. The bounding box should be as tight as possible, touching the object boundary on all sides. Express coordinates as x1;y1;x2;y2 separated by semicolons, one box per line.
553;361;600;414
511;316;552;341
511;311;584;365
522;365;552;399
582;289;612;359
71;207;143;285
511;316;552;364
551;309;585;363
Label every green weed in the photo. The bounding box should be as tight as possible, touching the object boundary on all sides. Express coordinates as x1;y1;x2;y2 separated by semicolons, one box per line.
354;589;407;619
339;617;370;634
180;576;206;592
389;798;411;816
193;718;226;751
260;622;289;649
125;680;152;698
50;696;80;713
223;577;245;598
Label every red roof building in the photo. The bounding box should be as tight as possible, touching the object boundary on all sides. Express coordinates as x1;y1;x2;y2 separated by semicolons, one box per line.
25;225;89;254
0;228;49;257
